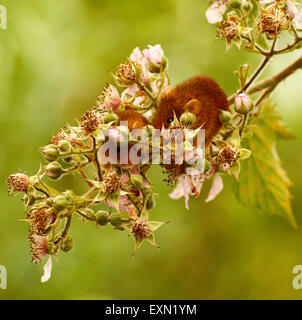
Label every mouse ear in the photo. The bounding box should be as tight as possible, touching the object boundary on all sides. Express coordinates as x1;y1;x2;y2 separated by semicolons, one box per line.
184;99;201;115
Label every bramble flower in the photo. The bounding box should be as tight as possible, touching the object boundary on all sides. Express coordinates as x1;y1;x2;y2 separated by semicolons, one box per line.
259;5;289;38
143;44;167;73
131;219;151;240
7;173;29;193
96;83;121;110
29;233;49;264
287;0;302;29
206;0;228;24
102;169;121;194
27;208;57;235
121;84;147;107
217;16;239;42
80;110;101;135
216;144;240;170
130;47;151;85
169;174;203;209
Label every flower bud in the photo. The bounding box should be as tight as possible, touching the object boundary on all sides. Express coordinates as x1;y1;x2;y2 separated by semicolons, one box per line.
229;0;241;9
234;93;252;114
58;139;72;153
204;159;211;172
219;110;232;123
96;210;110;226
47;241;57;255
146;196;155;210
41;145;59;162
53;195;68;212
110;214;123;226
180;109;196;125
80;208;96;221
143;45;167;73
45;162;64;180
242;0;252;12
60;235;73;252
130;174;144;188
103;110;119;124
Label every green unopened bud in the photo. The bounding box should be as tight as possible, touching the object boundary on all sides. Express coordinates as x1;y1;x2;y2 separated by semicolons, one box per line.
41;144;59;162
229;0;241;9
60;235;73;252
62;190;75;200
110;214;123;226
103;110;118;124
180;109;196;125
130;174;144;188
47;241;57;255
204;159;211;172
146;196;155;210
53;195;68;212
219;110;232;123
96;210;110;226
58;139;72;152
242;1;252;12
45;162;64;180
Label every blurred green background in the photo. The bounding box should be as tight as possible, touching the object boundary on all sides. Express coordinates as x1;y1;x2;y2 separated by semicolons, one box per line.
1;0;302;300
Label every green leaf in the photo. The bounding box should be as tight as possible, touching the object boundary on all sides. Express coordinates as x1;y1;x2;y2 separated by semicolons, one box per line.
232;100;296;228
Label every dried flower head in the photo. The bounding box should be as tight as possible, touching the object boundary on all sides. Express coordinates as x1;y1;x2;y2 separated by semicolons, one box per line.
49;128;66;145
28;208;57;235
216;144;240;169
80;110;101;135
217;16;239;42
7;173;29;193
259;6;289;38
102;169;121;194
115;61;137;87
29;233;48;263
131;219;151;240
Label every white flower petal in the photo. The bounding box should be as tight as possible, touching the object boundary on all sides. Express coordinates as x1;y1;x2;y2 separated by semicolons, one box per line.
293;12;302;30
41;256;52;283
205;1;227;24
205;173;223;203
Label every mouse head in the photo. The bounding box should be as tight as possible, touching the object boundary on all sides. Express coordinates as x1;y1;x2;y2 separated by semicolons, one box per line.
153;94;202;129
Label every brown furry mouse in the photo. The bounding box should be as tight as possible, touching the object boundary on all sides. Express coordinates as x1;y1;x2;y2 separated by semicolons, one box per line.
152;75;228;148
115;109;149;130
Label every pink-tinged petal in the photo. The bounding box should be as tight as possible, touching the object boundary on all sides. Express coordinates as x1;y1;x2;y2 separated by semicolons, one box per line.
205;173;223;203
206;1;227;24
293;12;302;29
41;256;52;283
169;175;192;210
